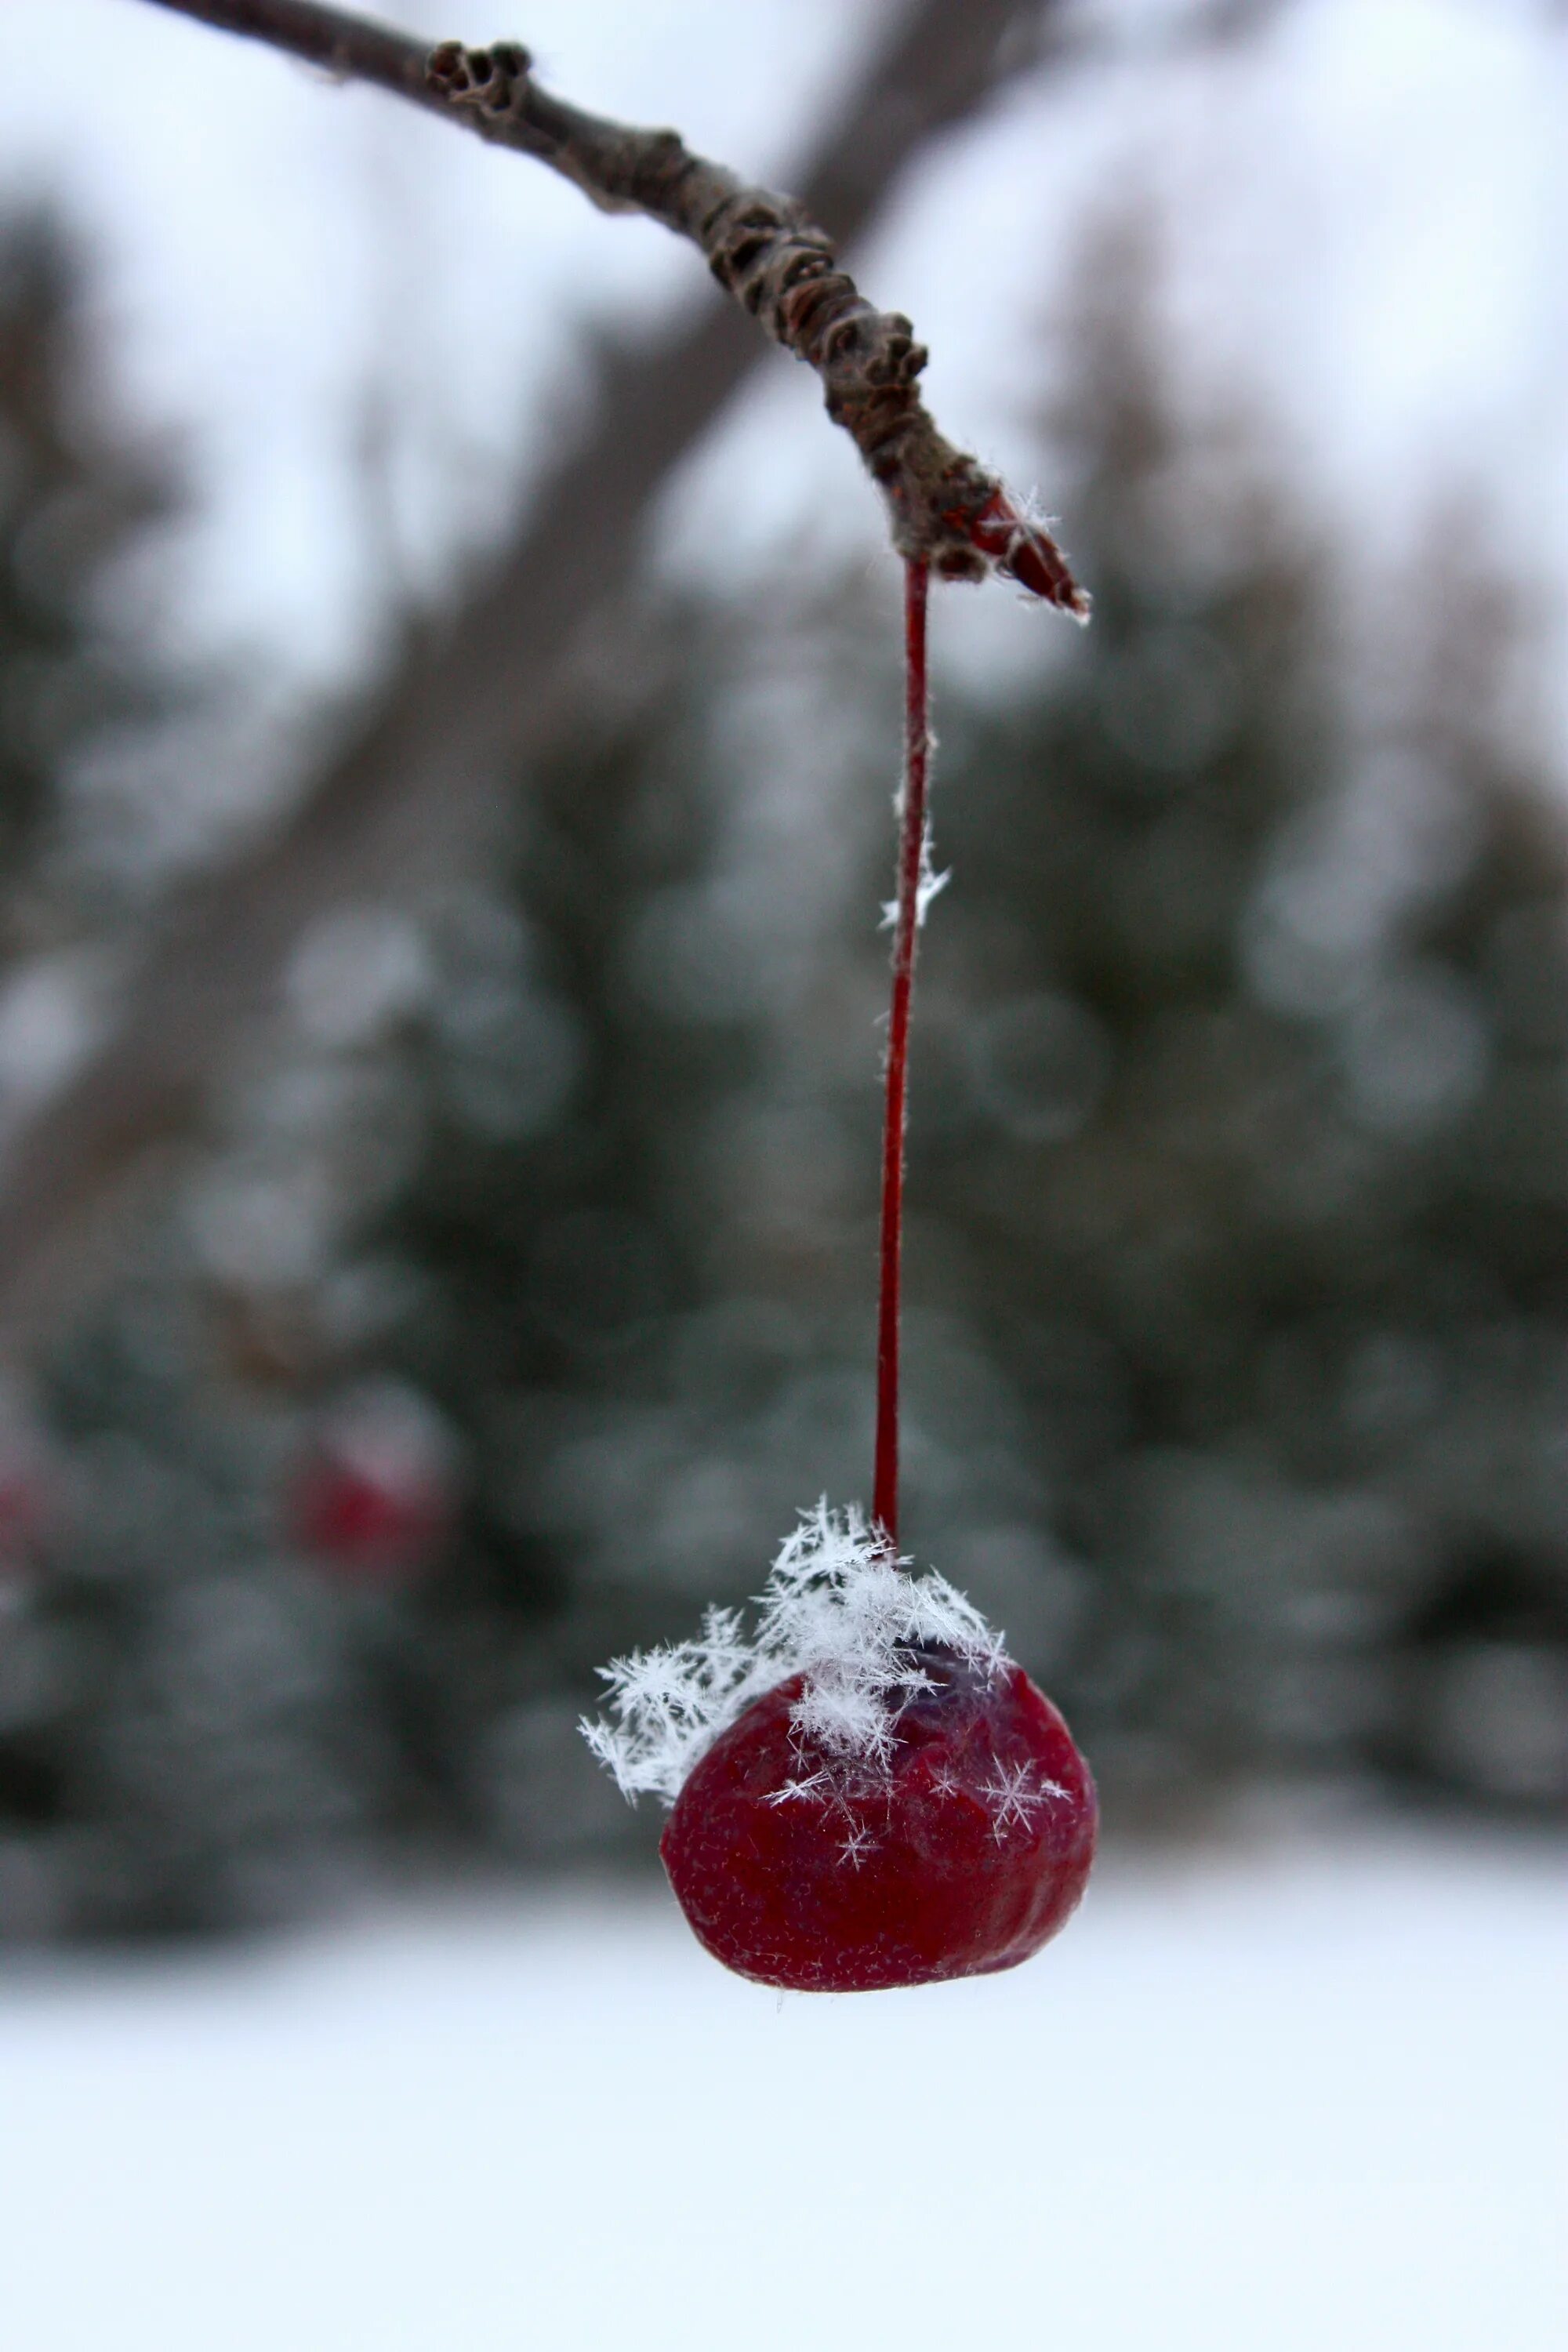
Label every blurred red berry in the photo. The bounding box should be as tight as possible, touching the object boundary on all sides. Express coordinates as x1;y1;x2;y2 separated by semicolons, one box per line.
290;1382;456;1585
0;1413;56;1573
661;1645;1096;1992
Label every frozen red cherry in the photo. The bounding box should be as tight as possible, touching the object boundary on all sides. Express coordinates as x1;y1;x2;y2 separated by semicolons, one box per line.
583;1506;1096;1993
660;1643;1095;1992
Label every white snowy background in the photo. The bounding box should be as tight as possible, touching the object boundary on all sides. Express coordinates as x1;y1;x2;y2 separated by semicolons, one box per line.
2;1825;1563;2351
0;3;1565;2345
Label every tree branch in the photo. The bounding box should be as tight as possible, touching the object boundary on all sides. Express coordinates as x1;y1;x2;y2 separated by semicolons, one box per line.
143;0;1086;607
142;0;441;103
0;0;1290;1351
0;0;1061;1347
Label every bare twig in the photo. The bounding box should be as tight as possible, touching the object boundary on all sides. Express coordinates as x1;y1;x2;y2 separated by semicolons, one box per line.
0;0;1058;1346
143;0;1086;606
141;0;441;103
0;0;1293;1350
873;560;931;1547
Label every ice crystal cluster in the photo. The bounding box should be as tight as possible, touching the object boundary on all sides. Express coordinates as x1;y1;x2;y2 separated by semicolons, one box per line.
581;1501;1008;1805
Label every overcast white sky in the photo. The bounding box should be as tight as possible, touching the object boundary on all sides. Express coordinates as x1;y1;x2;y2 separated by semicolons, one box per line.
1;1;1564;727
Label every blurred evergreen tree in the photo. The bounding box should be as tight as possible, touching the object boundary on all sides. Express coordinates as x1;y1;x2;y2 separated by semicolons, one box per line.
897;248;1568;1817
6;211;1566;1944
386;228;1568;1834
284;239;1568;1849
0;211;172;956
362;614;829;1864
0;212;372;1938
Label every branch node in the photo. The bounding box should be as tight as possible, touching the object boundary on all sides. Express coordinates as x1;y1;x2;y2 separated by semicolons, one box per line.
416;25;1087;604
426;36;532;122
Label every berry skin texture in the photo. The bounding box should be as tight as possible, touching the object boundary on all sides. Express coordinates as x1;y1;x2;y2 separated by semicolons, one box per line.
660;1646;1096;1993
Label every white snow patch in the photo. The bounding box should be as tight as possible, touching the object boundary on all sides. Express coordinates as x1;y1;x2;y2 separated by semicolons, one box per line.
0;1826;1561;2352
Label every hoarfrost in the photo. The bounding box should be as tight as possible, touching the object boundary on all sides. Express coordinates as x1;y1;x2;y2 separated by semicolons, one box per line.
580;1499;1007;1805
879;819;949;933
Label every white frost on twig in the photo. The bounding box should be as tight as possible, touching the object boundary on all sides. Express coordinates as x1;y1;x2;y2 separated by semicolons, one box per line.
580;1499;1007;1805
880;822;950;934
916;822;951;926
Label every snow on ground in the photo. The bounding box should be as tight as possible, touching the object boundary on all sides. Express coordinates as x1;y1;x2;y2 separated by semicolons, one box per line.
1;1823;1562;2351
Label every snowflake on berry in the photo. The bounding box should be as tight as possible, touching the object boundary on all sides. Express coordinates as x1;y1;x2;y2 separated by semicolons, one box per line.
580;1500;1007;1804
837;1822;878;1871
979;1758;1069;1841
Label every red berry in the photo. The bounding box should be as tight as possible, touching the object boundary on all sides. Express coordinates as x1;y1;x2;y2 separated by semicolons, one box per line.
0;1409;56;1573
660;1644;1096;1992
0;1469;46;1574
290;1383;456;1585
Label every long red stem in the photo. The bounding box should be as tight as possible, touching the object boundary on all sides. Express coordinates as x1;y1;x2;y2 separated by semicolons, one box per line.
873;557;931;1547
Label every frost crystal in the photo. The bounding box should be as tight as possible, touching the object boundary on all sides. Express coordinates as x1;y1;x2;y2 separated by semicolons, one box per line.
978;1758;1069;1841
580;1499;1007;1806
880;819;949;933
